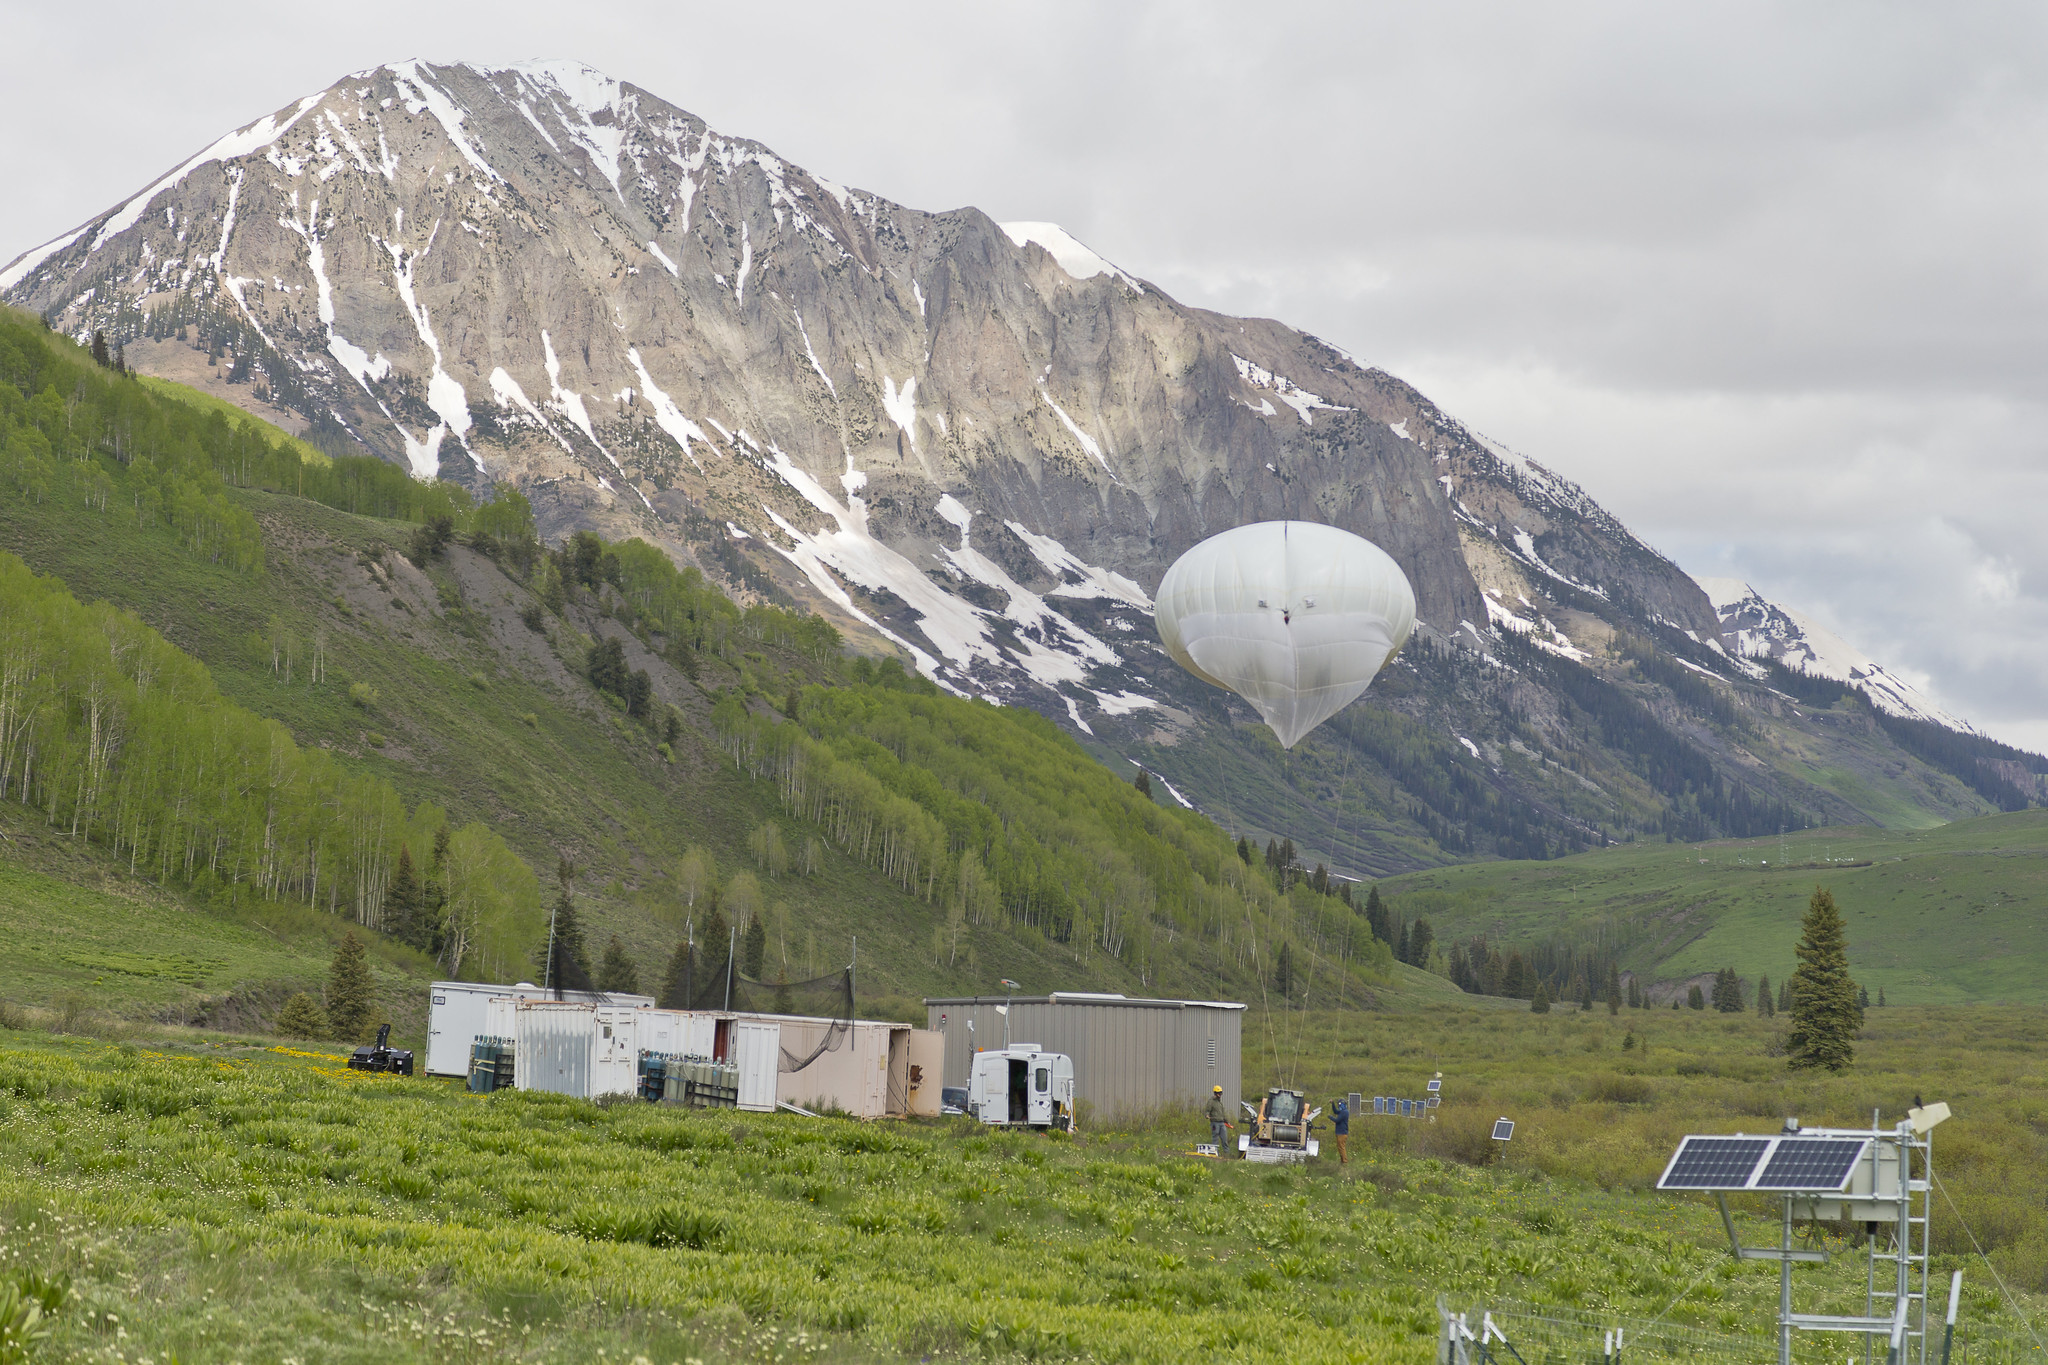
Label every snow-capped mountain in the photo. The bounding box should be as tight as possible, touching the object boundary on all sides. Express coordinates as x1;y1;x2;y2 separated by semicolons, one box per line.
1695;578;1967;730
5;59;2028;866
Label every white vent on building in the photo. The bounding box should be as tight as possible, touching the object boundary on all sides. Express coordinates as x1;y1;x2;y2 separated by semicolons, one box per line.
1207;1038;1217;1067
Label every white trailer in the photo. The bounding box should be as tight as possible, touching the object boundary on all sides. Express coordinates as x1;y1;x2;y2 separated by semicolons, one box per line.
966;1045;1075;1130
426;981;653;1077
511;1002;644;1099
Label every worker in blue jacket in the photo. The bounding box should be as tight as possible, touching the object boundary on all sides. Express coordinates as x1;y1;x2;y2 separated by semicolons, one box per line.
1331;1096;1350;1164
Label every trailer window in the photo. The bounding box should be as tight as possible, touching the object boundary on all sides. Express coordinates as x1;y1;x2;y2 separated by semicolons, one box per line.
1035;1067;1049;1093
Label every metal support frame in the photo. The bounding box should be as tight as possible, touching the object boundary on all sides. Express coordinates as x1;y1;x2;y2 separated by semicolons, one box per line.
1728;1115;1936;1365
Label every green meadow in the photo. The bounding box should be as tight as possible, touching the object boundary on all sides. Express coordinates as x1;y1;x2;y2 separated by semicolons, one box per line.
1376;811;2048;1003
2;997;2046;1364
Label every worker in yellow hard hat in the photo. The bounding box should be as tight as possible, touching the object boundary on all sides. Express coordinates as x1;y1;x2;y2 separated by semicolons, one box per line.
1205;1085;1234;1152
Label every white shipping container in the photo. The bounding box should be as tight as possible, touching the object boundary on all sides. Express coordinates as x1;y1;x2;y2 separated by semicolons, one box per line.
484;995;516;1045
515;1002;597;1096
592;1007;641;1098
513;1002;648;1099
426;981;653;1077
634;1008;718;1059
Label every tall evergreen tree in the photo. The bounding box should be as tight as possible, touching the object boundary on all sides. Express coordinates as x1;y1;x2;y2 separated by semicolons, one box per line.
1408;918;1434;968
1364;886;1390;945
1274;941;1295;999
1711;967;1745;1012
325;931;377;1041
1778;978;1792;1013
1605;964;1623;1015
596;935;639;994
1236;836;1252;864
658;936;694;1010
1756;974;1774;1017
1530;981;1552;1014
742;914;768;978
1395;922;1411;965
382;844;429;951
1132;770;1152;799
1577;975;1594;1011
1687;983;1706;1009
1788;887;1859;1071
543;864;592;995
698;903;731;1008
1502;951;1531;998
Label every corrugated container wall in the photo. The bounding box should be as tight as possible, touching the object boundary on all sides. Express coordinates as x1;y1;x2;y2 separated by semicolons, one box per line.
923;995;1243;1123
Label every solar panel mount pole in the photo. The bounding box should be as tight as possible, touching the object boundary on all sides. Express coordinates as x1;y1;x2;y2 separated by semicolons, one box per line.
1780;1193;1795;1365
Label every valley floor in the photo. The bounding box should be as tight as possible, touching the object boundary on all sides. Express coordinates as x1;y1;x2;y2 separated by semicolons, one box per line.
0;1002;2041;1364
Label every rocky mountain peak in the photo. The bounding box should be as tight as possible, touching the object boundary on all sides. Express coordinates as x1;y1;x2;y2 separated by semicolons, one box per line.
7;58;2028;869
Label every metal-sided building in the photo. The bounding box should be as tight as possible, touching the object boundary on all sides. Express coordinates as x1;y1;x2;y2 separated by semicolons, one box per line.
923;992;1244;1122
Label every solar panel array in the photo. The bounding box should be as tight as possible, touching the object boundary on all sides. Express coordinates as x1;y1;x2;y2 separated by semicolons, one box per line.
1655;1135;1869;1192
1661;1137;1772;1189
1754;1139;1867;1190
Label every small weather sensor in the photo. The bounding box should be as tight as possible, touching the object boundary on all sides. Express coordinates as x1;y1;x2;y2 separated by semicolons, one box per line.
1492;1118;1515;1142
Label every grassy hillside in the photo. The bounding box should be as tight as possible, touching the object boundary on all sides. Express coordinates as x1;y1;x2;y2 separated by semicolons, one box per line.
0;309;1408;1030
1373;811;2048;1004
0;800;430;1037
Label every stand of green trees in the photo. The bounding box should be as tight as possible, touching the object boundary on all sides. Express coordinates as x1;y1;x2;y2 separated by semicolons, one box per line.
0;551;541;979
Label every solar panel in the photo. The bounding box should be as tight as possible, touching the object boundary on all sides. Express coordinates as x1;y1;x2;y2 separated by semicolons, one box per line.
1492;1119;1514;1141
1658;1136;1772;1190
1753;1138;1867;1191
1374;1097;1386;1114
1401;1099;1413;1116
1427;1078;1442;1092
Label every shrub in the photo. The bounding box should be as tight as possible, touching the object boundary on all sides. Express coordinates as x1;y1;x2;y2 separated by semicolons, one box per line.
349;681;379;708
275;993;330;1039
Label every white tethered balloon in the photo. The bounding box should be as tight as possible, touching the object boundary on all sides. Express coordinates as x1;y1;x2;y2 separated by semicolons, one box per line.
1155;521;1417;750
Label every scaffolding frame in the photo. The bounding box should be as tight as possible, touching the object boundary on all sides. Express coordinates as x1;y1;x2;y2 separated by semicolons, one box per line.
1723;1112;1938;1365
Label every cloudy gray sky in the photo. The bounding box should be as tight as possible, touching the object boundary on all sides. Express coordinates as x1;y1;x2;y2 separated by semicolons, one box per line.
5;0;2043;751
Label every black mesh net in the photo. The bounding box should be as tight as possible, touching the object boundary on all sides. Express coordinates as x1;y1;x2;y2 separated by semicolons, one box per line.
733;968;855;1074
649;934;853;1075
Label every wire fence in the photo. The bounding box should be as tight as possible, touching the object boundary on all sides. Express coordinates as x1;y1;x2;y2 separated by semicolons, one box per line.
1439;1300;2045;1365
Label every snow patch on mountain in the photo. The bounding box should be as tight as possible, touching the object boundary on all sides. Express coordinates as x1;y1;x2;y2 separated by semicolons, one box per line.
1695;577;1966;729
388;61;500;183
882;375;918;447
1000;522;1152;610
999;222;1143;293
1230;354;1352;426
1039;389;1108;473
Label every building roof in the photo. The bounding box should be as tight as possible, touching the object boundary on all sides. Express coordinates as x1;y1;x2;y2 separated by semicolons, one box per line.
922;993;1246;1011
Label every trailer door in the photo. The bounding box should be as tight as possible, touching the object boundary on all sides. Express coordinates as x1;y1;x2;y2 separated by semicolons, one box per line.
733;1020;781;1112
1028;1057;1054;1127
